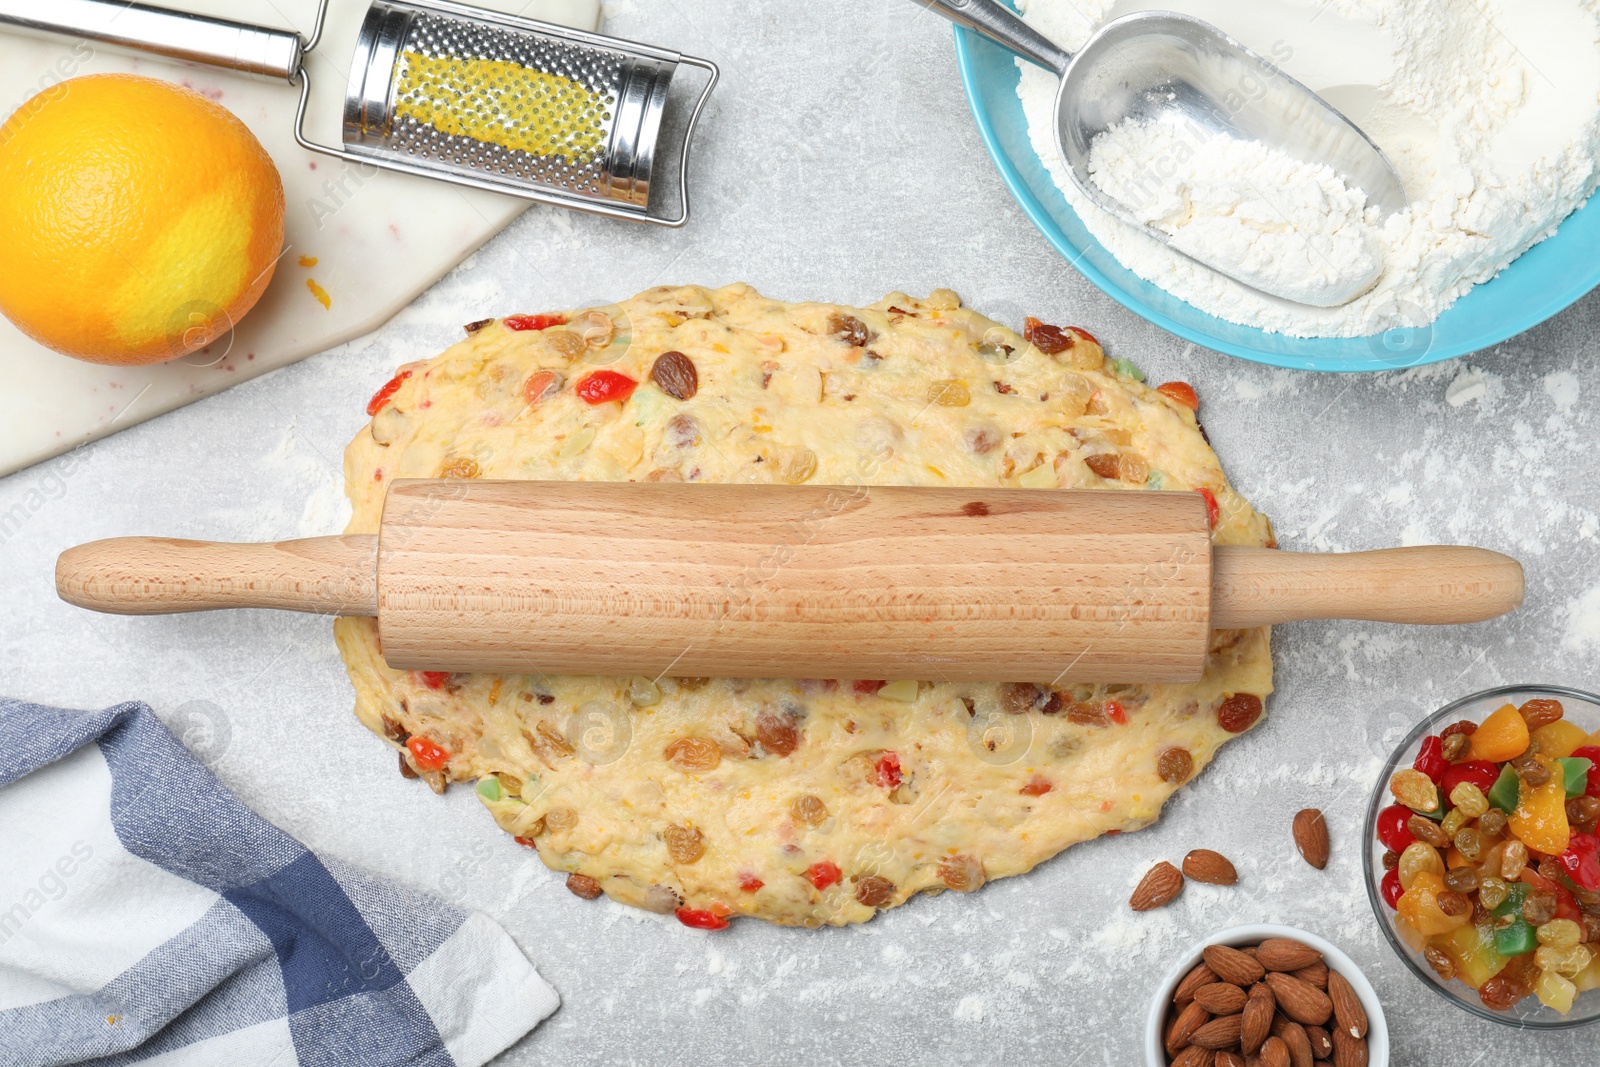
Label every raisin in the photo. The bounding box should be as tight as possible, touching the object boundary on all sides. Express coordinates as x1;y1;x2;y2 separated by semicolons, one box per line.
1023;316;1073;355
1440;719;1478;738
1512;754;1551;787
999;682;1047;714
1523;889;1558;926
664;824;705;864
828;313;871;346
939;854;986;892
1157;747;1194;784
1423;944;1456;980
1518;698;1564;730
1444;866;1480;894
464;317;493;333
665;736;721;772
1478;974;1525;1011
1437;890;1471;917
398;751;418;779
1217;694;1263;733
791;794;827;826
1066;701;1108;726
1441;732;1472;761
664;412;701;448
854;875;895;907
964;425;1001;454
1568;796;1600;835
439;455;481;479
755;711;799;755
1478;808;1508;836
650;350;699;399
566;873;603;899
1084;453;1121;480
1381;849;1399;870
1407;814;1449;848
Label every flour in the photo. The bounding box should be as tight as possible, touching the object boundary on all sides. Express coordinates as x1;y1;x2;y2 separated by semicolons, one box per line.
1086;117;1383;306
1016;0;1600;337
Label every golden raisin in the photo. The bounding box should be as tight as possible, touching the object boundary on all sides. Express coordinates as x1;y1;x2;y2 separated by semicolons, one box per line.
854;875;895;907
791;794;827;826
439;455;481;479
566;873;603;899
664;736;721;773
544;807;578;832
1389;768;1440;811
939;854;986;892
756;711;800;756
927;379;970;407
664;824;705;864
1157;747;1194;784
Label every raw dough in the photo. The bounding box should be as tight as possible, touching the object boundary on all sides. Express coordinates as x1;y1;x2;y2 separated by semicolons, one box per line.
334;283;1275;927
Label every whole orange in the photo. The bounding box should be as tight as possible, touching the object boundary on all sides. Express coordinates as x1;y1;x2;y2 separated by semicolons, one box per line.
0;74;285;365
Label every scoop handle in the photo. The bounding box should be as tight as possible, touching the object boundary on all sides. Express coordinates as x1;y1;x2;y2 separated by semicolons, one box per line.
56;535;378;616
911;0;1072;72
1211;545;1524;628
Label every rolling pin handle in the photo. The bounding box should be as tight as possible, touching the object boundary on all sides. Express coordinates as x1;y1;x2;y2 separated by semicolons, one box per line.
55;535;379;617
1210;545;1524;628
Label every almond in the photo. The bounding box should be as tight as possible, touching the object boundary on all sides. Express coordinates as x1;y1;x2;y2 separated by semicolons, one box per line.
1241;985;1275;1054
1272;1017;1314;1067
1190;1014;1244;1050
1331;1028;1368;1067
1131;860;1184;911
1174;960;1218;1006
1171;1047;1214;1067
1257;937;1322;972
1193;982;1249;1015
1293;808;1330;870
1305;1025;1333;1060
1260;1036;1290;1067
1183;848;1239;885
1327;969;1368;1040
1292;960;1329;989
1203;944;1266;987
1265;971;1334;1026
1166;1000;1211;1056
1215;1053;1246;1067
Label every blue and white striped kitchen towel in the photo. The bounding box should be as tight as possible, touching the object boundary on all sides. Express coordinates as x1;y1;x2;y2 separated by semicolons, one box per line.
0;699;558;1066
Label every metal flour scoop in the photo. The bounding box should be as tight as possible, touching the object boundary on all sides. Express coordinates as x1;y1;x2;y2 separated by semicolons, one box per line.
918;0;1409;307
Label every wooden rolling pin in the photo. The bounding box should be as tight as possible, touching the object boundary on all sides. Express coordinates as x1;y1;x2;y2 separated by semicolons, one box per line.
55;481;1523;683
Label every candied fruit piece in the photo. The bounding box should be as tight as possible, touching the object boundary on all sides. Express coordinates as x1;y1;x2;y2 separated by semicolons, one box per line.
1471;704;1531;763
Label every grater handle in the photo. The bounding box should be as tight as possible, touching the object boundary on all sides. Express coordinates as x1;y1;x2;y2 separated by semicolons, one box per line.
0;0;326;82
910;0;1072;73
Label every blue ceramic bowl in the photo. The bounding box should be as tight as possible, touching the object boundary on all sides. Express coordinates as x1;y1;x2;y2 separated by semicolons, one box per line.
951;12;1600;372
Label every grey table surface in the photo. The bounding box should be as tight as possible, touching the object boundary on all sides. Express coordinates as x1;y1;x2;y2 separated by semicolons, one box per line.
3;1;1598;1063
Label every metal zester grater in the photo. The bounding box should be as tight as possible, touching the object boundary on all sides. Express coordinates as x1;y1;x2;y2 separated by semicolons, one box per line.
0;0;718;225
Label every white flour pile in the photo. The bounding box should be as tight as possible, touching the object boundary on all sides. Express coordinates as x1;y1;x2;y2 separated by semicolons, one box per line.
1016;0;1600;337
1086;117;1383;306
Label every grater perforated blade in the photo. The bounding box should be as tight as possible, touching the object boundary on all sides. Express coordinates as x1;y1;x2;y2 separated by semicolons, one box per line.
0;0;718;227
337;0;712;222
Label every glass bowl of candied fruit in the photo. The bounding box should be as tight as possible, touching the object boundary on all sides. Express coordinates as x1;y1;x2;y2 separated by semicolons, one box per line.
1364;685;1600;1027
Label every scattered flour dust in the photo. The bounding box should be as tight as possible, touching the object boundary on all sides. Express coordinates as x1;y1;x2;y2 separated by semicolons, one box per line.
1016;0;1600;337
1087;117;1382;306
1565;585;1600;653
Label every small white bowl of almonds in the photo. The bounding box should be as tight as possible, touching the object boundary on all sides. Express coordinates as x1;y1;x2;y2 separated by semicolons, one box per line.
1145;924;1388;1067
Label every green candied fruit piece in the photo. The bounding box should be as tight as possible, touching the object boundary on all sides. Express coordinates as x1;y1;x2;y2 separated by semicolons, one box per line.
1112;357;1145;382
1146;470;1166;490
476;777;502;802
1487;765;1521;814
1493;917;1537;957
1558;757;1593;799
